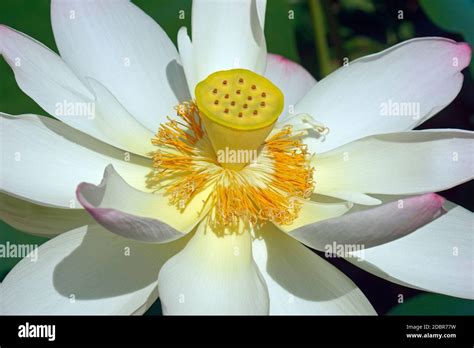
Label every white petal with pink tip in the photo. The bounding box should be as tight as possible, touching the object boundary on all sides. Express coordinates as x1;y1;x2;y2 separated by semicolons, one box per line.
286;193;445;250
77;165;209;243
264;53;316;120
295;38;471;153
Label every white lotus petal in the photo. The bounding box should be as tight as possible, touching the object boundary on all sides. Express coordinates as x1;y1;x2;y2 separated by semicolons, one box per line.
77;165;210;243
84;78;156;156
276;199;352;232
264;53;316;120
0;25;155;155
295;38;471;153
347;205;474;299
253;224;376;314
158;220;269;315
0;113;151;207
51;0;189;131
287;193;445;251
178;0;267;94
0;193;93;237
314;130;474;204
1;224;188;314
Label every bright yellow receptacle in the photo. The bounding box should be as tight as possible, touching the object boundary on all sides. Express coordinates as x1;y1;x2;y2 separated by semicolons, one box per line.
195;69;284;170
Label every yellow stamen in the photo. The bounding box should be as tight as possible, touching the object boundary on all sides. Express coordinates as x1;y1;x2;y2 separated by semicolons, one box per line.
149;100;314;231
195;69;284;170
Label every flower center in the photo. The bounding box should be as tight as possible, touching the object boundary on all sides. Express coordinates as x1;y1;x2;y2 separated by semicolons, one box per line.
149;69;314;231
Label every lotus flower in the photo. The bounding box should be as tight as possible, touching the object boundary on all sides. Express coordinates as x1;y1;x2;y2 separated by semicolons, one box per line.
0;0;472;315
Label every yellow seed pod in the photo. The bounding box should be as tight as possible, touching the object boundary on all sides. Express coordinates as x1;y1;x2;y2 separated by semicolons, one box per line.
195;69;284;170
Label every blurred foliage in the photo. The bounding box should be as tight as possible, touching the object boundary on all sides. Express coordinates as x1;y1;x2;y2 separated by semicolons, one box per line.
265;0;300;62
388;293;474;315
0;0;472;315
